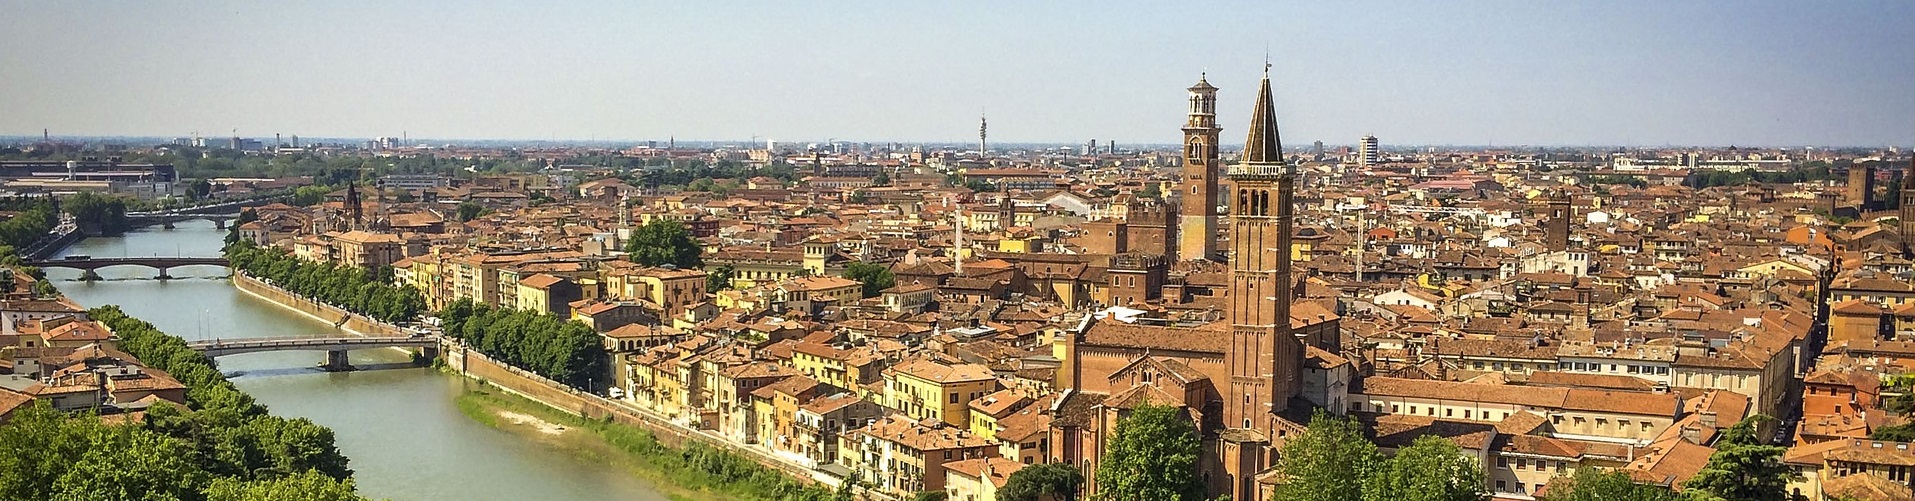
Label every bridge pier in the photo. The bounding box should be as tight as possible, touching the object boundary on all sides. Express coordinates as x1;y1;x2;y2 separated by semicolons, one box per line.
161;220;175;230
80;269;102;281
155;268;173;280
214;219;227;230
323;350;354;372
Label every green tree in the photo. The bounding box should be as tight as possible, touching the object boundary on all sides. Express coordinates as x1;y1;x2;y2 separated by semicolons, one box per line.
1537;467;1680;501
999;462;1086;501
1139;183;1162;199
1873;423;1915;441
65;192;130;235
873;170;891;186
1682;415;1796;501
842;262;895;298
1361;435;1487;501
628;219;703;269
706;265;736;292
1274;411;1382;501
1094;403;1205;501
205;469;369;501
456;201;488;222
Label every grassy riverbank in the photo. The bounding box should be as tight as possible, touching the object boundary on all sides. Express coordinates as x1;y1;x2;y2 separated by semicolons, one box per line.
452;381;850;501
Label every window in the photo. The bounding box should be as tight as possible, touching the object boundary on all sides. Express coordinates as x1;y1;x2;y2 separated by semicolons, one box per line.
1497;457;1508;468
1496;480;1507;491
1516;459;1527;470
949;393;959;404
1446;409;1453;417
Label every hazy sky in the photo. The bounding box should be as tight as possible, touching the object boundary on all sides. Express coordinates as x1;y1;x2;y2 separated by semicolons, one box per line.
3;1;1912;147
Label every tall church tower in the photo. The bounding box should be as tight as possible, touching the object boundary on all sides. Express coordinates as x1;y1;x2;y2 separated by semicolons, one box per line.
1223;68;1303;433
1179;75;1222;262
1546;190;1571;252
1901;158;1915;254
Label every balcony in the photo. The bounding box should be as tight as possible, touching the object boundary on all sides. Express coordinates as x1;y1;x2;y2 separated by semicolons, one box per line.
1226;163;1289;178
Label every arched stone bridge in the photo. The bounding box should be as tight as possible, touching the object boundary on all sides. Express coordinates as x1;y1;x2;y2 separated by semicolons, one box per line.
27;256;229;280
186;336;440;371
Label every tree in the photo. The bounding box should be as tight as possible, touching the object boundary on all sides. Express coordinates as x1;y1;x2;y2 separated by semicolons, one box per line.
204;469;367;501
1682;415;1796;501
966;179;998;192
999;462;1085;501
1537;467;1680;501
706;265;736;292
873;170;891;187
1139;183;1162;199
628;219;703;269
1361;435;1487;501
842;262;895;298
189;178;214;200
1874;423;1915;442
1274;411;1381;501
1095;403;1205;501
456;201;488;222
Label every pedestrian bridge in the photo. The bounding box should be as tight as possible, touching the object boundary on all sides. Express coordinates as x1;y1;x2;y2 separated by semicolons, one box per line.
27;256;229;280
187;336;439;371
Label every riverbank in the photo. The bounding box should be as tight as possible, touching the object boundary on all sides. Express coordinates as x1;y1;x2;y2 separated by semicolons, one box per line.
231;272;409;337
230;262;848;500
454;382;845;501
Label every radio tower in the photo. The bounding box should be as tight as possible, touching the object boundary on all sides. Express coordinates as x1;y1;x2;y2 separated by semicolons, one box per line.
978;113;988;157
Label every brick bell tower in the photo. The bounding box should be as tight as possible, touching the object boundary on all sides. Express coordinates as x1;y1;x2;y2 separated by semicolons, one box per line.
1179;74;1222;262
1224;66;1303;432
1902;157;1915;255
1214;64;1305;501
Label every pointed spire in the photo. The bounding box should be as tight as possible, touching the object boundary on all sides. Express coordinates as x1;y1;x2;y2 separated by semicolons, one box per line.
1242;70;1283;164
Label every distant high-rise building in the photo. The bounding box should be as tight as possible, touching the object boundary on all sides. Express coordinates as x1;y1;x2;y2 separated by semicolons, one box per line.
1545;190;1572;252
1312;140;1325;158
1178;74;1221;262
1359;134;1380;167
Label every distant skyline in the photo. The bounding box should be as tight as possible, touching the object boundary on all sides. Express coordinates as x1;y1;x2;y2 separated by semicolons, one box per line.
3;1;1912;147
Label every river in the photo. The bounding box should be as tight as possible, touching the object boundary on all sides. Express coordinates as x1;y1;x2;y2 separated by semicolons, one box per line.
45;220;668;501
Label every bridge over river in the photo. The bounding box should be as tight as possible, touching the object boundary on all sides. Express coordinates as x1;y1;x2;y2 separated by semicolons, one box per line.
27;256;229;279
187;336;440;371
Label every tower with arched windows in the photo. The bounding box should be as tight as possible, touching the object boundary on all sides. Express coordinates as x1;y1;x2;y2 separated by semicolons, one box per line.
1179;74;1222;262
1223;67;1304;430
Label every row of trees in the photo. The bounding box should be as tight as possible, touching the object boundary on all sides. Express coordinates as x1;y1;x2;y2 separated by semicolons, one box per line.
438;298;607;390
0;198;57;249
0;305;369;501
224;240;427;323
65;191;130;235
1086;405;1794;501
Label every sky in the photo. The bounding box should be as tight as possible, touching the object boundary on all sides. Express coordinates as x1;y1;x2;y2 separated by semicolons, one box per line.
3;1;1912;147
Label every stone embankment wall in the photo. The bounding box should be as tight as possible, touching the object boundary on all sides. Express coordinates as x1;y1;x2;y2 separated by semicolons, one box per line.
231;273;407;338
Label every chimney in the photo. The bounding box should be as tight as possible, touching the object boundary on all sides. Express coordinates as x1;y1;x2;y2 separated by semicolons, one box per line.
1699;411;1717;429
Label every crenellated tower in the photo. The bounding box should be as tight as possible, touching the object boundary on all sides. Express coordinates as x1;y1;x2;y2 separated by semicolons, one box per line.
1179;75;1222;262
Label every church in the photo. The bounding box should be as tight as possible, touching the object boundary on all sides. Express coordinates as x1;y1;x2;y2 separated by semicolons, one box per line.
1047;67;1348;501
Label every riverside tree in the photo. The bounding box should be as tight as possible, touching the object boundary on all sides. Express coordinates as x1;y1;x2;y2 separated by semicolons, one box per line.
1094;403;1205;501
0;306;370;501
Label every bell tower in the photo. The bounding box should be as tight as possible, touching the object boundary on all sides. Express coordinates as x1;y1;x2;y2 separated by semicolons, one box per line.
1179;74;1222;262
1901;158;1915;254
1223;67;1302;433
